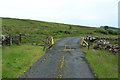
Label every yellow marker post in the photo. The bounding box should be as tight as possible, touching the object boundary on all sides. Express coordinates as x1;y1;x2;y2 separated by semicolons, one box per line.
51;36;54;45
83;40;88;46
81;37;89;48
81;37;84;46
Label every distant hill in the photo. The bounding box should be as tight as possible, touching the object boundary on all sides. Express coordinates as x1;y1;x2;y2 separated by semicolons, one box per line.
1;17;98;36
1;17;118;42
100;26;119;30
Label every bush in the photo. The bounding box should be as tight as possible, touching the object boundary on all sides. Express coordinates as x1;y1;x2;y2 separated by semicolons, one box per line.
107;30;118;35
95;29;108;35
55;30;71;34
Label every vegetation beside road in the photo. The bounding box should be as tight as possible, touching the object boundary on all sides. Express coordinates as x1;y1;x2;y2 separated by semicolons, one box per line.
0;47;2;79
2;18;118;40
2;45;45;78
82;44;118;78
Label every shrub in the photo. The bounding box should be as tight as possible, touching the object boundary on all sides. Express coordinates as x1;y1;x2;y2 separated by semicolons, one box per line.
56;30;71;34
107;30;118;35
94;29;108;35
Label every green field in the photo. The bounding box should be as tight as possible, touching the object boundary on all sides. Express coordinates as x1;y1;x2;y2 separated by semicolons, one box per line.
2;45;44;78
82;46;118;78
1;17;119;78
2;18;118;39
82;38;119;78
0;47;2;79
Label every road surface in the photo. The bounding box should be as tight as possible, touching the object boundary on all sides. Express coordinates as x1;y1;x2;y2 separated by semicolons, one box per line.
20;37;96;78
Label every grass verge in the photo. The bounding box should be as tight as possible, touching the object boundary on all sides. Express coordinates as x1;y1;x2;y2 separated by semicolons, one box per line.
0;47;2;79
2;44;45;78
82;47;118;78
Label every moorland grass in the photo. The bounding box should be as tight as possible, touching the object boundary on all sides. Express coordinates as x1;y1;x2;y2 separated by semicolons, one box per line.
2;44;45;78
82;48;118;78
2;18;118;40
0;47;2;79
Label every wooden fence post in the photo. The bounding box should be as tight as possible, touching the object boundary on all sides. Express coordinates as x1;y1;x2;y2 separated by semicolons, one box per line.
19;33;22;43
9;34;13;46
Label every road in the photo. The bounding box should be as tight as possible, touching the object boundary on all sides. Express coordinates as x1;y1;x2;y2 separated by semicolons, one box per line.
20;37;96;78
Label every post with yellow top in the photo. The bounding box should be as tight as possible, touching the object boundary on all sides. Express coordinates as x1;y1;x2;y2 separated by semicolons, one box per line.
43;35;54;51
81;37;85;46
46;36;54;50
51;36;54;45
81;37;89;48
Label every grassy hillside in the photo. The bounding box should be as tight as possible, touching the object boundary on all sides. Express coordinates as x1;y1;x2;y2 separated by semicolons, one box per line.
2;17;118;39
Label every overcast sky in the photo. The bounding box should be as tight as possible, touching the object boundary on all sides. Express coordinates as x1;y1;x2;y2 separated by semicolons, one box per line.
0;0;119;27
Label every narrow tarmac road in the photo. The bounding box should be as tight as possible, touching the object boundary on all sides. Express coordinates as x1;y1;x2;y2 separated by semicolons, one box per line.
20;37;95;78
